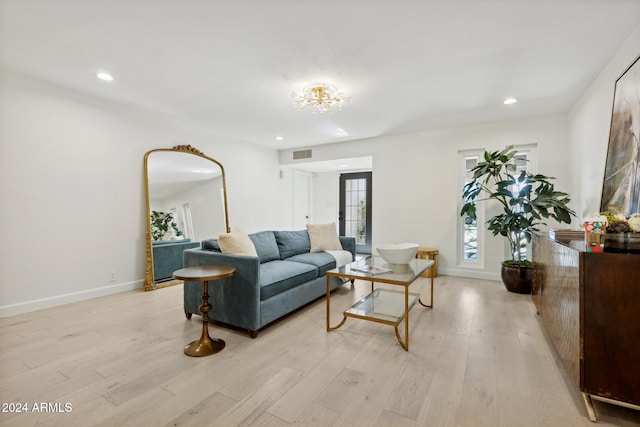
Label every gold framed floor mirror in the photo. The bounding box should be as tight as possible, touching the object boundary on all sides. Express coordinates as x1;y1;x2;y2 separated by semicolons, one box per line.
143;145;230;291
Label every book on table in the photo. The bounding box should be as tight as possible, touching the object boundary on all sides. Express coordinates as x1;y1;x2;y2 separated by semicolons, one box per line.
352;265;392;275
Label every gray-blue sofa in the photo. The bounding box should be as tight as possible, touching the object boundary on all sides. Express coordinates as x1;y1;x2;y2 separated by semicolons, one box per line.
152;239;200;282
183;230;356;337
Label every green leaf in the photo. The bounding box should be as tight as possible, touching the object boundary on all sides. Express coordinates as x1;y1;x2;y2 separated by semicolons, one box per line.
460;203;477;219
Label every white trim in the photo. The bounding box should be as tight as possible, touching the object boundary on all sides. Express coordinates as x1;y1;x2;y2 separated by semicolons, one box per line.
292;169;313;228
439;269;501;282
0;280;143;318
182;202;195;239
512;143;538;173
509;143;538;260
457;149;485;268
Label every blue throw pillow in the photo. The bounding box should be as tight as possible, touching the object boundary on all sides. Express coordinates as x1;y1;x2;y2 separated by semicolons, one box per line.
201;239;221;252
274;230;311;259
248;231;280;263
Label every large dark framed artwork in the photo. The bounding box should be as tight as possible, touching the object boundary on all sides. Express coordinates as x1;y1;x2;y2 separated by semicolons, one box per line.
600;55;640;216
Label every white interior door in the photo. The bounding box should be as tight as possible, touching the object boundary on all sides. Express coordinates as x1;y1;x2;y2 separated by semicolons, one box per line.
293;170;312;229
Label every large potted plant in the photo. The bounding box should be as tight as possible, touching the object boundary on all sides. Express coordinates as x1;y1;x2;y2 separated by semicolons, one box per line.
460;146;576;293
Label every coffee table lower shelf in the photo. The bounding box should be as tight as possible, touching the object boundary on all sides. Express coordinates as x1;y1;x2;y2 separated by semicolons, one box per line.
326;257;434;351
346;288;420;323
328;287;424;350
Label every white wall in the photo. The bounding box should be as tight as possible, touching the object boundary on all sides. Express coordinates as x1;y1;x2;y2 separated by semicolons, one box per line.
2;25;635;315
156;177;226;241
281;114;572;280
568;25;640;219
0;70;287;316
281;26;640;281
312;172;340;225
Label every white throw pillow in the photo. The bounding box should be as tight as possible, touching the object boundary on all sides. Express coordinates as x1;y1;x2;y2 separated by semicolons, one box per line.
307;223;343;252
218;228;258;256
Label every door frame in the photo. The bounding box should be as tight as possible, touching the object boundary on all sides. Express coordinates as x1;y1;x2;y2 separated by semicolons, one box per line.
339;172;372;254
292;169;312;229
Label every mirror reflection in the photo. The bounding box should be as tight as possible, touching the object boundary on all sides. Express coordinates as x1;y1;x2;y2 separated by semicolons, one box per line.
144;145;229;290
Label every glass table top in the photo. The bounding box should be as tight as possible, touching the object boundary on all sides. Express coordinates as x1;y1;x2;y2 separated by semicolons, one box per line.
328;256;433;285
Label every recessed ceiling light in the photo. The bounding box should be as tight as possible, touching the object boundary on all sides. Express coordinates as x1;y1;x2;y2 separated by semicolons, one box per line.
503;97;518;105
96;71;114;82
275;136;284;141
335;128;349;137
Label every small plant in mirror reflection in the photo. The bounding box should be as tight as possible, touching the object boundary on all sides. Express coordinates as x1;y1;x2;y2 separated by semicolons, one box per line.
151;211;183;241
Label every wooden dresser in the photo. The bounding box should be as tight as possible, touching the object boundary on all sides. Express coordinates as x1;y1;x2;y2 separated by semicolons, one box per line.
531;233;640;421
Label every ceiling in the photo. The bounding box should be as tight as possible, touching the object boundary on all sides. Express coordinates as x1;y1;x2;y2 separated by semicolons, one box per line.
1;0;639;150
280;156;373;173
147;150;223;199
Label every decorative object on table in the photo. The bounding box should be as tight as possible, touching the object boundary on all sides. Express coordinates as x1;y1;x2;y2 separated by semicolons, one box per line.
548;229;586;241
590;211;640;253
582;213;608;253
352;265;392;275
376;243;419;265
416;247;439;278
460;146;576;293
600;56;640;217
150;210;183;241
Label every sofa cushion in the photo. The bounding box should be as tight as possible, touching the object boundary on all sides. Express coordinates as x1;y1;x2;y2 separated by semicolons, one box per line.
152;238;192;245
248;231;280;263
259;260;318;300
274;230;311;259
219;228;257;256
201;239;221;251
152;240;200;281
307;223;343;252
287;252;336;277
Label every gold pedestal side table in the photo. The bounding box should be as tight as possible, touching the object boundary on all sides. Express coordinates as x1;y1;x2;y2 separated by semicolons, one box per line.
173;265;235;357
416;247;438;278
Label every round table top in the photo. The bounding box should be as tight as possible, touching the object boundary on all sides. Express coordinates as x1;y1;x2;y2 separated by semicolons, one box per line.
173;265;235;281
417;247;438;255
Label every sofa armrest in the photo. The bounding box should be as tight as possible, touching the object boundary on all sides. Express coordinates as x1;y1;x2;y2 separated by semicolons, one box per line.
182;248;262;331
339;236;357;261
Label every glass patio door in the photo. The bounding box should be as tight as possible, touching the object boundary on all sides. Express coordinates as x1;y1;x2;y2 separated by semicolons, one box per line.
339;172;372;254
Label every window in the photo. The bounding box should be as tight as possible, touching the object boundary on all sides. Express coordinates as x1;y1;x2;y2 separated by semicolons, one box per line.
458;150;484;266
458;145;538;265
508;145;537;261
182;203;194;239
339;172;372;254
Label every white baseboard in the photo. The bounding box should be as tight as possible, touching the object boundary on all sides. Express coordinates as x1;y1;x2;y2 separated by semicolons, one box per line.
439;267;501;282
0;280;143;318
1;269;499;318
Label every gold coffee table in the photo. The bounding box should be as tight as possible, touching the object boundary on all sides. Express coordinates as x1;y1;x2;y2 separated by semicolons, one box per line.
326;257;434;351
173;265;235;357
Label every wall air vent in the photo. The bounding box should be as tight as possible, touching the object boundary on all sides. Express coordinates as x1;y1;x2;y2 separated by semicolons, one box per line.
292;149;312;160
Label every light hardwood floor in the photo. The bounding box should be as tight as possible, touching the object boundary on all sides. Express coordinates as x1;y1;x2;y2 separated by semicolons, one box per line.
1;276;639;427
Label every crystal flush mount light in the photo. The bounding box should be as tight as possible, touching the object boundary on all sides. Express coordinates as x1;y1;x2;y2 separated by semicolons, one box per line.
291;83;351;114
